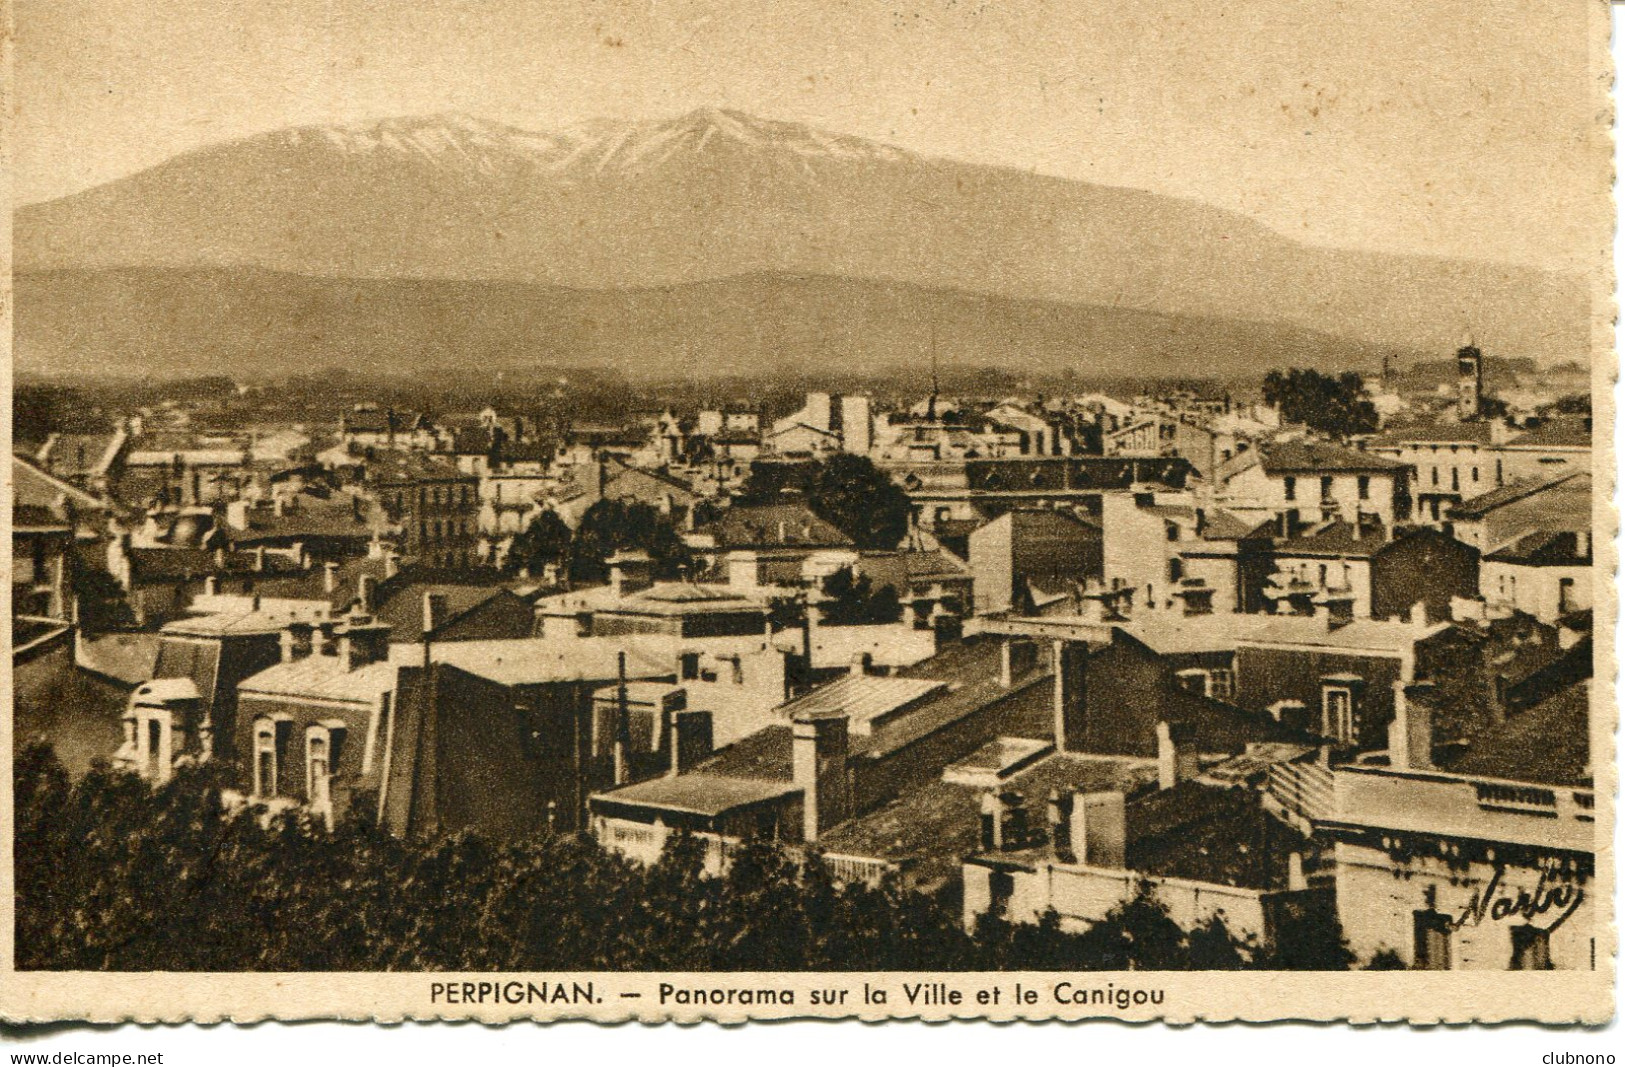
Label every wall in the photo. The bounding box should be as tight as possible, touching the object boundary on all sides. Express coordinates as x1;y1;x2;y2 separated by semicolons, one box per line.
849;677;1049;816
1335;841;1595;970
1371;534;1480;623
14;640;130;776
1481;561;1590;623
967;516;1014;614
1233;645;1403;749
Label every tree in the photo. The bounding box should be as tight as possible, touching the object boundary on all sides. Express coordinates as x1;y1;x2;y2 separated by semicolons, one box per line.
503;509;572;577
805;454;912;550
819;566;903;626
13;744;1352;973
568;499;695;584
1262;368;1379;440
741;455;911;551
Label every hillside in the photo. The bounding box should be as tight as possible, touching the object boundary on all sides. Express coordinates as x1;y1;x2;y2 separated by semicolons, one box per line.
13;267;1422;383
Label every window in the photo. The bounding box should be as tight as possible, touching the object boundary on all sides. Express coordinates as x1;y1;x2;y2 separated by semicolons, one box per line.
1318;564;1328;586
1559;577;1577;614
1167;558;1184;583
1165;523;1180;543
1413;911;1453;970
1320;475;1333;499
1496;459;1504;485
1431;467;1440;487
1208;667;1235;701
1471;467;1480;483
1322;687;1354;744
1510;925;1553;970
306;730;330;808
680;652;701;681
1357;475;1370;500
1283;476;1297;501
1451;468;1459;492
253;719;279;798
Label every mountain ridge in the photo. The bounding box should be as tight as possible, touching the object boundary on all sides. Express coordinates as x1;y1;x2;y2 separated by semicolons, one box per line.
15;109;1589;366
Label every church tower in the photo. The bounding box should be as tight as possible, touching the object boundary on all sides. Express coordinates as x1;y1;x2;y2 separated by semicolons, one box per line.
1456;336;1483;421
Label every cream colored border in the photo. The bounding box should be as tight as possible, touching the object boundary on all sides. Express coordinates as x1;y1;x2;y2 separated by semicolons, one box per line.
0;0;1615;1025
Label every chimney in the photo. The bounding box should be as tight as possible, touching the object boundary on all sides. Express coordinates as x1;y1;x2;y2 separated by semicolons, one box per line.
273;496;286;518
214;545;228;570
279;624;312;663
253;547;267;572
613;651;631;786
1408;600;1428;630
384;551;400;579
202;575;218;596
607;551;652;599
1575;530;1591;560
1156;720;1199;790
1000;638;1036;687
423;592;448;637
1069;791;1126;868
1288;851;1308;892
1388;682;1434;771
793;713;851;842
357;574;377;612
979;789;1005;851
323;561;339;594
668;709;714;777
1046;790;1073;860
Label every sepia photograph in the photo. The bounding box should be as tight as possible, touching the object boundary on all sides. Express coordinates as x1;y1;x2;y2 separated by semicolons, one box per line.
2;0;1614;1026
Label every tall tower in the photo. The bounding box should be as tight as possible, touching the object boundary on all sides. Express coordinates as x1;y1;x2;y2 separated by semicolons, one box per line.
1456;337;1483;421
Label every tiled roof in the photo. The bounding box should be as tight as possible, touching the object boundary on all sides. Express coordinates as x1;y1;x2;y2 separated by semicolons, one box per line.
129;547;301;581
702;504;853;549
162;609;302;637
76;632;162;686
695;725;796;782
387;636;670;685
1447;471;1589;519
1258;441;1405;473
1484;530;1591;566
239;657;396;704
1438;679;1590;787
373;582;517;639
818;754;1153;889
777;674;948;732
1368;421;1496;446
364;449;468;485
1198;508;1274;541
1123;782;1313;890
1271;519;1393;559
1504;418;1591;449
13;455;112;515
594;774;800;817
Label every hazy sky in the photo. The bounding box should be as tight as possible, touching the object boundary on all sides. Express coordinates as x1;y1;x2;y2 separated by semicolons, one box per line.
14;0;1607;272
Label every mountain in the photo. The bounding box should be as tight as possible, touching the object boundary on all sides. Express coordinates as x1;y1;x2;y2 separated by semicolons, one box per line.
11;267;1422;382
15;108;1589;366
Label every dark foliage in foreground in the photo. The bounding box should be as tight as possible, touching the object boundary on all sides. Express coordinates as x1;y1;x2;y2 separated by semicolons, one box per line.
15;743;1348;971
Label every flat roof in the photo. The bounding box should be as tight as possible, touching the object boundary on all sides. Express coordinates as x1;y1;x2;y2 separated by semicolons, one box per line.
592;774;799;817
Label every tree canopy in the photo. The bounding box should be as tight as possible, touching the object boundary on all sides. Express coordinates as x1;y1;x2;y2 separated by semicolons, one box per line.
14;743;1357;972
502;509;573;578
568;499;695;584
741;454;912;551
819;566;904;626
1262;368;1379;440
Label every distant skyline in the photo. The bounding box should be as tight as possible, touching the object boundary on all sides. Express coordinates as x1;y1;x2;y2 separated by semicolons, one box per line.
15;0;1606;273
